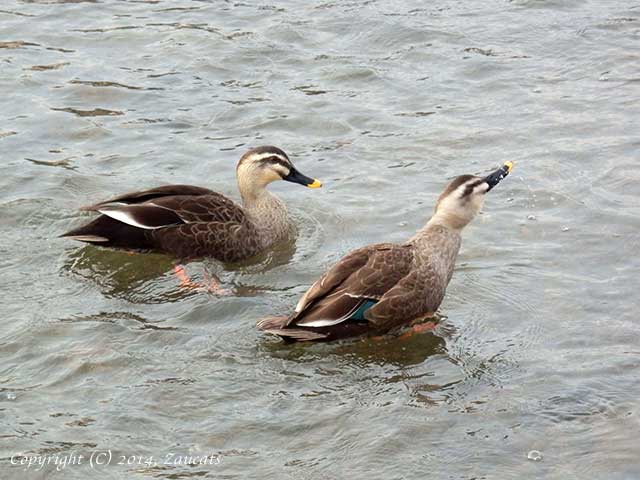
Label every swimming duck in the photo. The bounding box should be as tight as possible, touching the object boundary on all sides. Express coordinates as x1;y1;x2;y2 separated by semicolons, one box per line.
258;162;512;342
62;146;322;262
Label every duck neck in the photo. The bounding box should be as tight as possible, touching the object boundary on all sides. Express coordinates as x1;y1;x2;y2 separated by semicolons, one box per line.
409;215;462;276
243;189;291;245
410;216;462;242
424;209;470;232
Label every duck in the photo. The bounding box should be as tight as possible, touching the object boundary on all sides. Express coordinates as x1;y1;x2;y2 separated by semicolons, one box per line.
61;146;322;263
257;161;513;342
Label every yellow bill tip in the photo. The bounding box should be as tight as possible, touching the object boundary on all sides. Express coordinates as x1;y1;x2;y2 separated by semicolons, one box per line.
307;179;322;188
504;161;513;173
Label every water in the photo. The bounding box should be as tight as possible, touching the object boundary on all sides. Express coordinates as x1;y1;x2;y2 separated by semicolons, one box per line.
1;0;639;478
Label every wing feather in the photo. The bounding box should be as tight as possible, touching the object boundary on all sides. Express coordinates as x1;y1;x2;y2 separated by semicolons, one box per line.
86;191;246;231
289;244;413;328
365;266;447;331
97;203;184;229
81;185;215;210
150;194;246;224
293;244;393;315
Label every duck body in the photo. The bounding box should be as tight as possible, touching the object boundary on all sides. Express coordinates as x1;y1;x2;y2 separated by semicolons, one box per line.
258;163;513;342
63;185;286;261
258;225;461;341
62;146;321;262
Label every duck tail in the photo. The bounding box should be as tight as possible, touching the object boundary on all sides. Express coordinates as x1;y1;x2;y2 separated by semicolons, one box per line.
60;215;152;249
60;218;110;243
256;315;289;330
256;316;328;342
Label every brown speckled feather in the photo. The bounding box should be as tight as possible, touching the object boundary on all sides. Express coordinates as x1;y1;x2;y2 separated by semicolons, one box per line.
365;264;446;330
365;225;460;330
150;218;261;262
63;186;263;261
148;194;247;224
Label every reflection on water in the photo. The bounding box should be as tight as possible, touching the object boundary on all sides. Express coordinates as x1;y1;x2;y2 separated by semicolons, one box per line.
2;0;640;478
59;311;178;332
334;328;446;367
60;209;316;302
62;246;183;303
262;321;446;367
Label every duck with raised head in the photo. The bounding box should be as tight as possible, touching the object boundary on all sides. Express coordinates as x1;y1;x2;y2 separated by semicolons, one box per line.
258;162;512;342
62;146;321;288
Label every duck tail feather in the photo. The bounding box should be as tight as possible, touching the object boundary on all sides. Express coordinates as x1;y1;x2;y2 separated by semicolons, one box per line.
256;316;290;330
262;328;328;342
60;234;109;242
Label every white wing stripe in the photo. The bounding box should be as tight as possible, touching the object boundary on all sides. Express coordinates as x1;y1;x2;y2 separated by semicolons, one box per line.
295;318;347;328
98;208;164;230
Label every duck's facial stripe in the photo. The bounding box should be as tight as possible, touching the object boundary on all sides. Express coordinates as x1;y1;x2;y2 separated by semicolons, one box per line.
460;180;485;198
249;152;289;164
259;156;290;169
254;155;292;177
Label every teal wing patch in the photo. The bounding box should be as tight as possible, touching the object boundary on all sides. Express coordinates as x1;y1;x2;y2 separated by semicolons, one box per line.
350;299;378;321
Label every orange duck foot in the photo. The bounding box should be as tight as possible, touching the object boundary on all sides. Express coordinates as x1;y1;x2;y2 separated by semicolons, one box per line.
398;321;438;341
173;265;232;295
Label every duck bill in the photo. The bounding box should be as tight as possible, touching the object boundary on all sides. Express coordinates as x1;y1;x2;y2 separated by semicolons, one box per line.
283;167;322;188
483;161;513;192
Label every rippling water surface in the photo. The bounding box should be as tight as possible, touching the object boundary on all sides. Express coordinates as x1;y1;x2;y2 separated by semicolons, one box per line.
2;0;639;478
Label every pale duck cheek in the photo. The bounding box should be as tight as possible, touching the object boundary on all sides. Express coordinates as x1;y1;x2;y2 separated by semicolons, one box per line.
273;165;290;178
475;182;490;194
265;169;286;183
472;197;485;214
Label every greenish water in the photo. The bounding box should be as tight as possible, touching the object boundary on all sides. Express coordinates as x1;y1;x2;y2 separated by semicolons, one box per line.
1;0;639;478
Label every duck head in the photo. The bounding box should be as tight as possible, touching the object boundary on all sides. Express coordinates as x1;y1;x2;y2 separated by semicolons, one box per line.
236;146;321;202
432;162;513;229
